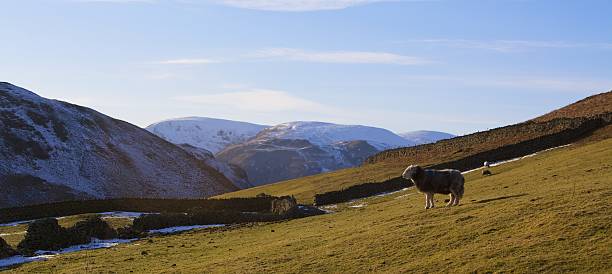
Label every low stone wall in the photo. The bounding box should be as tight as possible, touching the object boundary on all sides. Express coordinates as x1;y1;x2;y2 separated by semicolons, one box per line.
0;197;285;224
314;177;412;206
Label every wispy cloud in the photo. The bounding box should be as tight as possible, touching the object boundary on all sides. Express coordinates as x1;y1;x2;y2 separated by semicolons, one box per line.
401;75;612;92
73;0;407;11
407;39;612;52
72;0;155;3
209;0;400;12
154;58;219;65
174;89;337;113
253;48;430;65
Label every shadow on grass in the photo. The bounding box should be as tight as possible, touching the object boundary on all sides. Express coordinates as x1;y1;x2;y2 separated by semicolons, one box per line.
475;193;528;204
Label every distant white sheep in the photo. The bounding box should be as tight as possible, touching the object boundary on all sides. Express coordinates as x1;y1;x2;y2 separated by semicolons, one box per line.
484;161;491;168
402;165;465;209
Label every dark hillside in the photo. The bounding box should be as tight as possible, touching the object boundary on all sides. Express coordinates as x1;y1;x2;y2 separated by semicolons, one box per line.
366;113;611;166
533;90;612;122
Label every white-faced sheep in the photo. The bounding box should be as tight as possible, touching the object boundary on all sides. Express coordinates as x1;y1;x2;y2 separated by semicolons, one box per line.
402;165;465;209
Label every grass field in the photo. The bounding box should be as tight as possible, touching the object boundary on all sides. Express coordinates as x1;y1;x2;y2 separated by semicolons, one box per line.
5;137;611;273
218;125;612;204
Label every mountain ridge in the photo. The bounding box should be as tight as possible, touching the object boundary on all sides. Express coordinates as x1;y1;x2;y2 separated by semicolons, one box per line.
0;83;238;208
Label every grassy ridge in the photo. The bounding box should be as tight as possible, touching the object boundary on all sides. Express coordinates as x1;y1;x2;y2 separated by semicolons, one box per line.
217;114;611;204
10;137;612;273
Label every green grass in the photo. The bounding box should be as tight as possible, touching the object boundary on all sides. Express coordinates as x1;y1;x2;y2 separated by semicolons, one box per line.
6;137;611;273
217;125;612;204
216;161;406;204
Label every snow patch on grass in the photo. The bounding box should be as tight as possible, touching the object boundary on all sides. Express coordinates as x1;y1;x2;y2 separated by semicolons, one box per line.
148;225;225;234
349;203;367;208
98;211;149;219
0;231;26;237
0;238;134;269
462;144;572;174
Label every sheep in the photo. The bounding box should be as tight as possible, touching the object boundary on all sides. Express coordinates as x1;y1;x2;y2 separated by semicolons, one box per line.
484;161;491;168
402;165;465;209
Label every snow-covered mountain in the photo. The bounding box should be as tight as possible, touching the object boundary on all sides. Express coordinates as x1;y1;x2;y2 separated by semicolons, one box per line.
217;138;379;186
0;83;238;208
256;121;414;149
146;117;268;154
399;130;456;145
217;121;413;186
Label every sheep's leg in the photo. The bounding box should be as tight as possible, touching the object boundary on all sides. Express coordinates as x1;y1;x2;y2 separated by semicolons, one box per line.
424;194;430;209
453;196;460;206
447;193;455;207
429;193;435;208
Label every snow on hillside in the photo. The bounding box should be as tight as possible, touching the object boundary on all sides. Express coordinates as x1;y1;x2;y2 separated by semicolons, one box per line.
0;82;237;208
256;121;414;150
178;144;253;189
399;130;455;145
146;117;268;154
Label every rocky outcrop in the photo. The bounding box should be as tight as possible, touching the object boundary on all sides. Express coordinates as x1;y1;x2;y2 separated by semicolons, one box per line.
16;218;84;256
68;217;117;241
0;237;18;259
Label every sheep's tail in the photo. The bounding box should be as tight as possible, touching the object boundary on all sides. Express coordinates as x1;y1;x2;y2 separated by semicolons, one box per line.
456;174;465;199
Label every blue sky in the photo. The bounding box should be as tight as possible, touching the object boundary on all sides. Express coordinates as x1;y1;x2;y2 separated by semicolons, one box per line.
2;0;611;135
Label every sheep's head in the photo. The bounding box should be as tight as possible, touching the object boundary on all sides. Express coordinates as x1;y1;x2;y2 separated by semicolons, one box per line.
402;165;422;180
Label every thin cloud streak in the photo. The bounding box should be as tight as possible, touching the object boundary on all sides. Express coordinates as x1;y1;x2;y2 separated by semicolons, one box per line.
253;48;430;65
173;89;338;114
73;0;406;11
401;75;612;92
72;0;155;3
209;0;400;11
407;39;612;52
154;58;219;65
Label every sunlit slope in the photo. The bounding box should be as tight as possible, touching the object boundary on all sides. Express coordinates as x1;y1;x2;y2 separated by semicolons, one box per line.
216;161;405;204
14;138;612;273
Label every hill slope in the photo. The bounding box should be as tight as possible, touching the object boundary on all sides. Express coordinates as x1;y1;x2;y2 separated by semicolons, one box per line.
216;121;414;186
218;91;611;203
533;90;612;123
146;117;268;154
11;137;612;273
256;121;414;149
399;130;455;145
0;83;238;208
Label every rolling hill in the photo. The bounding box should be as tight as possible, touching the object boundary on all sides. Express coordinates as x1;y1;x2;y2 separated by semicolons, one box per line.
217;90;611;203
533;90;612;122
398;130;455;145
0;83;238;208
8;135;612;273
216;121;413;186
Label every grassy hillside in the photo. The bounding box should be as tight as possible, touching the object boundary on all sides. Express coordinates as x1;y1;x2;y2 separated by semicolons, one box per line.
217;161;402;204
8;137;612;273
218;93;611;204
533;90;611;122
217;119;609;204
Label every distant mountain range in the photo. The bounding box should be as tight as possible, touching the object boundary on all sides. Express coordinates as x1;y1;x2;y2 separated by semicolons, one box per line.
148;118;455;186
0;83;238;208
146;117;267;154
